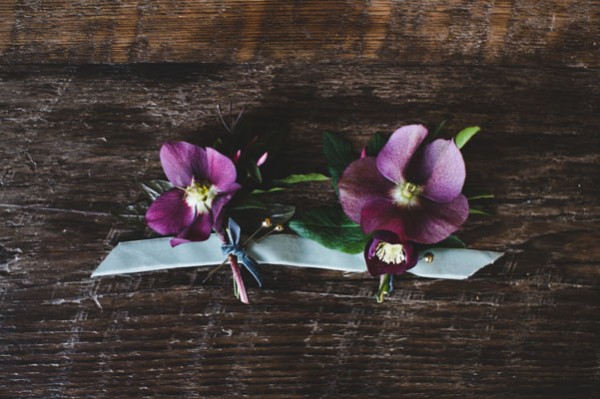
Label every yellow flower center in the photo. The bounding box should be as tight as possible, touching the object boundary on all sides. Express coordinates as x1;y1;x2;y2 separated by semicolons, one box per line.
375;242;406;264
392;181;421;206
184;180;216;214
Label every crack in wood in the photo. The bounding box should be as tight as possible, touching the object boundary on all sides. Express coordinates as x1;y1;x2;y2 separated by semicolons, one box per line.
0;204;112;217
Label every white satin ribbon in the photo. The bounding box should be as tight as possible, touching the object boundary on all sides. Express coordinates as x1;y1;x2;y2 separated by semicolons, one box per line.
92;234;503;280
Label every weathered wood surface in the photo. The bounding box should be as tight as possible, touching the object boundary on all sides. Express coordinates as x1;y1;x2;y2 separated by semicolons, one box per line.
1;1;600;398
1;62;599;398
0;0;598;67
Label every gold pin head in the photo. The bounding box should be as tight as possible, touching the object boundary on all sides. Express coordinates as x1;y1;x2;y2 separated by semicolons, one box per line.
423;252;434;263
274;225;284;232
262;218;272;228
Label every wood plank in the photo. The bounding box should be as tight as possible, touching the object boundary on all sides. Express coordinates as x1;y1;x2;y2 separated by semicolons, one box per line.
0;63;598;397
0;0;598;66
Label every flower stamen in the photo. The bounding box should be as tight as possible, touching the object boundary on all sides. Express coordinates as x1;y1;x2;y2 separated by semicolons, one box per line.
392;181;422;206
184;179;216;214
375;242;406;264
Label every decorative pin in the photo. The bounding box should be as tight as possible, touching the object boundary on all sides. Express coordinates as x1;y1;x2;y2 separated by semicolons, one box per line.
423;253;435;263
256;224;284;242
241;218;271;246
203;219;283;284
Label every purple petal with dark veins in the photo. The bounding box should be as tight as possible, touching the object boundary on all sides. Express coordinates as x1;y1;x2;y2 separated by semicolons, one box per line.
160;141;206;187
410;139;466;203
360;194;468;244
409;194;469;243
169;237;189;247
210;188;239;234
364;234;418;276
169;212;213;247
376;125;428;184
146;189;195;236
403;241;418;270
360;199;411;241
338;157;395;223
202;148;238;191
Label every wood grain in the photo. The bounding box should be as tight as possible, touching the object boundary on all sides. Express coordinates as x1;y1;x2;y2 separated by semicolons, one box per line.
0;0;598;66
1;62;599;398
1;0;599;397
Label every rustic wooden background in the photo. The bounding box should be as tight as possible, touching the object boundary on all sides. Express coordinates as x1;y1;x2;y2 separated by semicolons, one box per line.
1;1;599;398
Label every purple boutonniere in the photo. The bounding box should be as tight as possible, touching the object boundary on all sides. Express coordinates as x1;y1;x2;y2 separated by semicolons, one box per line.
337;124;469;275
145;141;240;246
98;110;499;305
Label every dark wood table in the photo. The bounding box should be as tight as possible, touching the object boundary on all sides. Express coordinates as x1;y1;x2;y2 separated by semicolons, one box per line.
1;1;598;397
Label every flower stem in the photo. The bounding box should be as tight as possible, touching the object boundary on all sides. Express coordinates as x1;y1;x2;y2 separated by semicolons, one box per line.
376;274;394;303
228;255;249;304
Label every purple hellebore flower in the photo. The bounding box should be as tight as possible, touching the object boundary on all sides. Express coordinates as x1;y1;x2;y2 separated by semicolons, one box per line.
364;231;418;276
339;124;469;245
146;141;241;247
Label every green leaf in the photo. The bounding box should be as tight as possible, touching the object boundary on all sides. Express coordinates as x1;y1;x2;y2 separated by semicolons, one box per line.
323;132;356;191
430;119;447;140
468;193;494;200
274;173;329;185
115;179;173;229
454;126;481;149
469;208;491;216
365;132;388;156
248;162;263;184
250;187;286;195
111;179;174;231
288;207;369;254
230;195;267;211
266;203;296;224
112;201;150;229
415;234;466;252
434;235;466;248
140;180;173;201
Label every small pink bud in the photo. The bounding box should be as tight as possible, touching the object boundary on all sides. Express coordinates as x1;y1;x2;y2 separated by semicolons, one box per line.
257;152;268;166
233;149;242;163
360;147;367;159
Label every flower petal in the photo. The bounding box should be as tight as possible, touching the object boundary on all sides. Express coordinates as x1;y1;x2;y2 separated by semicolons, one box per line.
203;147;238;191
404;241;418;270
364;234;418;276
410;139;466;203
360;199;411;240
338;157;395;223
210;187;240;234
170;212;213;246
160;141;206;187
146;189;195;236
360;194;469;244
410;195;469;243
376;125;428;184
